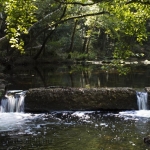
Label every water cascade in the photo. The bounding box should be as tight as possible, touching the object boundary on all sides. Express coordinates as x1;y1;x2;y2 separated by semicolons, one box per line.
136;91;148;110
0;90;26;113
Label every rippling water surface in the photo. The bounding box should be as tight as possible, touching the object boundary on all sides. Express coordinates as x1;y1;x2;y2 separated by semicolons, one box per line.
0;111;150;150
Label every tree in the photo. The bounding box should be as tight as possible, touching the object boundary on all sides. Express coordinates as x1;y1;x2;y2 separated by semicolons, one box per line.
0;0;37;53
0;0;150;61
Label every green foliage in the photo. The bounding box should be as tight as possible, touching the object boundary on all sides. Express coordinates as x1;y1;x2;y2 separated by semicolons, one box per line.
101;60;131;75
1;0;37;52
106;0;150;42
68;50;96;60
117;65;131;75
69;51;88;60
68;64;93;74
0;0;150;62
113;43;134;59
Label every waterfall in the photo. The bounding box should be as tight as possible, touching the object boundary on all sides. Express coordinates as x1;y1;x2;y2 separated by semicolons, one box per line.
136;92;148;110
0;90;26;113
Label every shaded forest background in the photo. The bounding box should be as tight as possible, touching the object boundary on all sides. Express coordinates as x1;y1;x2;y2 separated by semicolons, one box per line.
0;0;150;68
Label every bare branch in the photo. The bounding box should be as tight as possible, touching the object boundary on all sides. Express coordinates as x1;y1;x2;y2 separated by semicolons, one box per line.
55;11;109;25
0;36;7;43
28;4;62;31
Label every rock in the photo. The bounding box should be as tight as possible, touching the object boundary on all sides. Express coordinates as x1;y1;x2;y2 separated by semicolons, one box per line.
144;87;150;104
0;73;5;78
25;87;137;112
143;60;150;65
0;84;5;89
144;136;150;144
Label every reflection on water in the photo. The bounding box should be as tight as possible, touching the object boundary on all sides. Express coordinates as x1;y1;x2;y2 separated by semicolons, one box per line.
0;111;150;150
6;64;150;90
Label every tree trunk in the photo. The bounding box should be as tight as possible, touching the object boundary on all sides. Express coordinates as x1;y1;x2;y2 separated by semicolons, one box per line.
86;37;90;53
82;37;88;53
67;20;78;59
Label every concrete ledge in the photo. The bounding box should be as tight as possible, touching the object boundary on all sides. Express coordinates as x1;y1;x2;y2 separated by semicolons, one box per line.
25;87;137;112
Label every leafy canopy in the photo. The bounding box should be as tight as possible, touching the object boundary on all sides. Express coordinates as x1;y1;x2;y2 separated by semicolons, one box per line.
0;0;150;54
0;0;37;53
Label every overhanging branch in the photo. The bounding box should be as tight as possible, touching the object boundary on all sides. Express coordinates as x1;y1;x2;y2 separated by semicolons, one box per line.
54;11;109;25
54;0;98;6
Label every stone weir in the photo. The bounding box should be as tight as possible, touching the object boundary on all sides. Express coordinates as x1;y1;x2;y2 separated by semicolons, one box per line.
25;87;137;112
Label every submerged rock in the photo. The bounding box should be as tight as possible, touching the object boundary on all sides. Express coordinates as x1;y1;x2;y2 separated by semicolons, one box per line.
25;87;137;112
144;136;150;144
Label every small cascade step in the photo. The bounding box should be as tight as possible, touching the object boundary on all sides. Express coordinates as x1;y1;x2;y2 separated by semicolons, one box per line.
0;90;26;113
136;92;148;110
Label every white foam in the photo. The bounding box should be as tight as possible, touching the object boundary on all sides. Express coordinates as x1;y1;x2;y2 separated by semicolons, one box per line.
71;111;94;119
0;113;41;132
119;110;150;118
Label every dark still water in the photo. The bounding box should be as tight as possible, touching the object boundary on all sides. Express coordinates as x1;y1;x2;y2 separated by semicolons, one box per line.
0;111;150;150
6;64;150;90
